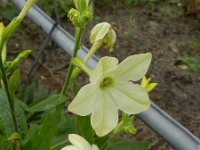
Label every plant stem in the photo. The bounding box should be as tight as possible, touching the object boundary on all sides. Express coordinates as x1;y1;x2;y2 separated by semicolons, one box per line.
0;49;23;149
60;26;84;96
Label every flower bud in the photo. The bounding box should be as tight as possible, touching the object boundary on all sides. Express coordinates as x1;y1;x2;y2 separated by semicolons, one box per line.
68;8;81;26
90;22;111;43
90;22;116;51
104;29;116;52
141;76;157;92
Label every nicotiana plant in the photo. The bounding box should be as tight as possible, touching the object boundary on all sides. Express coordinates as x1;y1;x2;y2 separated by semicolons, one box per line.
0;0;157;150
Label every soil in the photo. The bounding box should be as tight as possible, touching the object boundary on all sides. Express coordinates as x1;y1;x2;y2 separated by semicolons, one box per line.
5;0;200;150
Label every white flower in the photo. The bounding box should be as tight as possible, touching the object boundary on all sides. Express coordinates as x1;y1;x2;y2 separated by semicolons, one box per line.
68;53;152;136
61;134;99;150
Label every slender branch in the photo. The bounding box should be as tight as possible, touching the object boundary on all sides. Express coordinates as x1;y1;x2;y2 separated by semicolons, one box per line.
60;27;84;96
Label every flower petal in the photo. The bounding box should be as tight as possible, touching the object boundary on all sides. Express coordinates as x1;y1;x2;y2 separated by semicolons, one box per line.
68;134;91;150
91;91;118;136
91;144;100;150
68;83;98;116
113;53;152;82
90;22;111;43
61;145;79;150
111;82;150;114
90;56;118;83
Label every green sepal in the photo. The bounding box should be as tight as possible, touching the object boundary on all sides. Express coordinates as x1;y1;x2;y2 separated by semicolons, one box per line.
114;113;137;135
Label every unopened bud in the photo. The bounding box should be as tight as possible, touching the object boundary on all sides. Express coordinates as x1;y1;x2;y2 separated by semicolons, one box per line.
68;8;80;26
90;22;116;51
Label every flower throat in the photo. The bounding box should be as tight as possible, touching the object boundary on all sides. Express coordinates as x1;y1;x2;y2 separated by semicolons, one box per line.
99;77;113;89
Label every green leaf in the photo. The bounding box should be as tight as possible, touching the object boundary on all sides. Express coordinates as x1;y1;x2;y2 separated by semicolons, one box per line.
0;89;29;142
6;50;32;73
74;115;94;144
50;114;76;150
177;55;200;71
18;75;49;104
8;69;20;99
28;94;66;113
24;108;61;150
0;134;13;150
0;89;15;136
15;99;29;141
0;117;13;150
108;140;148;150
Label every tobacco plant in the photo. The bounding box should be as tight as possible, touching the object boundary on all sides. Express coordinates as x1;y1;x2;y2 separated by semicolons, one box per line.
0;0;156;150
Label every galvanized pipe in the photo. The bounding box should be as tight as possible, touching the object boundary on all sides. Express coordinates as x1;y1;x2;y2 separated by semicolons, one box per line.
11;0;200;149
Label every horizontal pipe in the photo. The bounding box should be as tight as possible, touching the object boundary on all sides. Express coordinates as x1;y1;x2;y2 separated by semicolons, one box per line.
11;0;200;149
139;102;200;150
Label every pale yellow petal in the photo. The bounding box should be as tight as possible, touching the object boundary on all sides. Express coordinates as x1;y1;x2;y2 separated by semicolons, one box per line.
90;22;111;43
91;91;118;137
104;29;117;52
61;145;79;150
113;53;152;82
111;82;150;114
68;83;98;116
68;134;91;150
90;56;118;83
91;145;100;150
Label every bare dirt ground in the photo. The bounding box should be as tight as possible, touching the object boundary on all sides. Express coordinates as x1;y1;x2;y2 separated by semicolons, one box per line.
6;0;200;149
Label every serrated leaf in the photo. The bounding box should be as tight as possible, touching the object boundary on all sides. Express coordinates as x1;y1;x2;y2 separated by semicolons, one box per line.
28;94;66;113
24;108;61;150
108;140;148;150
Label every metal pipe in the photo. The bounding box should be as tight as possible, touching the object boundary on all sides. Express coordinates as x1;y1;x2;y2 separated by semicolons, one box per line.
11;0;200;149
139;102;200;150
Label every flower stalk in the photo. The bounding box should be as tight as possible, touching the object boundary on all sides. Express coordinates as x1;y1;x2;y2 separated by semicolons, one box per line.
60;27;85;96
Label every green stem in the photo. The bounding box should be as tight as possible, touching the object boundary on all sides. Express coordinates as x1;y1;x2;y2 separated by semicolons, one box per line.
0;47;23;150
70;40;103;81
60;27;84;96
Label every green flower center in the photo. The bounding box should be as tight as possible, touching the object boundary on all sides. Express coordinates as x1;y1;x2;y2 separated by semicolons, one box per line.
99;77;113;89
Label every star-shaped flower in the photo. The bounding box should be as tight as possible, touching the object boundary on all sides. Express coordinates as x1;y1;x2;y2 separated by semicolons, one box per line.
68;53;152;136
61;134;99;150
